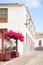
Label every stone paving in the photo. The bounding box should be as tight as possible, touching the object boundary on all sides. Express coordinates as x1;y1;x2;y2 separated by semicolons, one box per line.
0;51;43;65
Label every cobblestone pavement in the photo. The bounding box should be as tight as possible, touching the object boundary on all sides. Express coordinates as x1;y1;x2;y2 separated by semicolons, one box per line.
0;51;43;65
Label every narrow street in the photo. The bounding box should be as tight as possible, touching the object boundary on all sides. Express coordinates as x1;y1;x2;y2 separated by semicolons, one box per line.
1;51;43;65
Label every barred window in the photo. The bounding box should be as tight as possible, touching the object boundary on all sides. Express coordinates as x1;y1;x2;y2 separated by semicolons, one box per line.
0;8;8;23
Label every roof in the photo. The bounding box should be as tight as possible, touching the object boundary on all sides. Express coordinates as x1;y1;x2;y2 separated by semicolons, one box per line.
0;3;25;6
36;32;43;39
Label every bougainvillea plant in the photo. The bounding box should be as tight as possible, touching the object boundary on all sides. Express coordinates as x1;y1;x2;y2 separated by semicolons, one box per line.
4;30;24;42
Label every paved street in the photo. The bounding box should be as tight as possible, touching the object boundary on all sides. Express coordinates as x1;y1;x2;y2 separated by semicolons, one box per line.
0;51;43;65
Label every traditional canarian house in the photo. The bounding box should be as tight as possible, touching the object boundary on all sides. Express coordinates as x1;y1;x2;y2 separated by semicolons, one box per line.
35;32;43;50
0;3;35;55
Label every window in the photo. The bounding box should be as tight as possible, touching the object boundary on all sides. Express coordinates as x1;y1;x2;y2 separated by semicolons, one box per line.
39;40;42;47
0;29;7;38
0;8;8;23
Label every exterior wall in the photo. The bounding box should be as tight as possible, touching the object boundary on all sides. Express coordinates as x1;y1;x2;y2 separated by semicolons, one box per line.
8;5;26;54
24;8;35;52
0;4;26;54
26;8;35;39
0;4;35;54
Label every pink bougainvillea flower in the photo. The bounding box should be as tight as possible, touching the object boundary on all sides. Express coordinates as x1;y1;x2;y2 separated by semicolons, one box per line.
4;30;24;42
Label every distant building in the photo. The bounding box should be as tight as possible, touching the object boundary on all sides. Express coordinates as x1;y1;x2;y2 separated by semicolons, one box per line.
0;3;35;54
35;32;43;47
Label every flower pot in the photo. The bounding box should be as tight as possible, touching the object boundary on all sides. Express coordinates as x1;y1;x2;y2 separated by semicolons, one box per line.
11;51;19;58
0;52;11;61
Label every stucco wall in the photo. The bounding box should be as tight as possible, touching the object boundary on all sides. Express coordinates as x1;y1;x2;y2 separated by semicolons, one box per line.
35;38;43;47
0;5;35;54
0;5;26;54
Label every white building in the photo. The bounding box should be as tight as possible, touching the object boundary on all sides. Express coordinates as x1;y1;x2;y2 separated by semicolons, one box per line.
0;3;35;54
35;32;43;47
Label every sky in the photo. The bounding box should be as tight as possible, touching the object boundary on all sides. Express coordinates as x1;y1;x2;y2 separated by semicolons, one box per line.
0;0;43;32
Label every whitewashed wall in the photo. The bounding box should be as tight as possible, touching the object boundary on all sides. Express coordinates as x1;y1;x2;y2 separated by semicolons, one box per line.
0;5;26;54
8;6;26;54
35;38;43;47
0;5;35;54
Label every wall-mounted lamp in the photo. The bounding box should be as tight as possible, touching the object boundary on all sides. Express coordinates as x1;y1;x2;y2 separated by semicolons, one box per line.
24;18;31;26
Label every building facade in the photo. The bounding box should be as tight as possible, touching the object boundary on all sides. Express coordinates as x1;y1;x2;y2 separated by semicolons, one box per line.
0;3;35;54
23;7;35;53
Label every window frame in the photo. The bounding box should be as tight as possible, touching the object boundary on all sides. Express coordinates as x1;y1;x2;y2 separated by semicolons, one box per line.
0;8;8;23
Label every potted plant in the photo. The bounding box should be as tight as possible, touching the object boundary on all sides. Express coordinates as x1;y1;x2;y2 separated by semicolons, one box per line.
0;45;11;61
11;46;17;52
4;46;11;53
3;44;11;61
11;46;19;58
